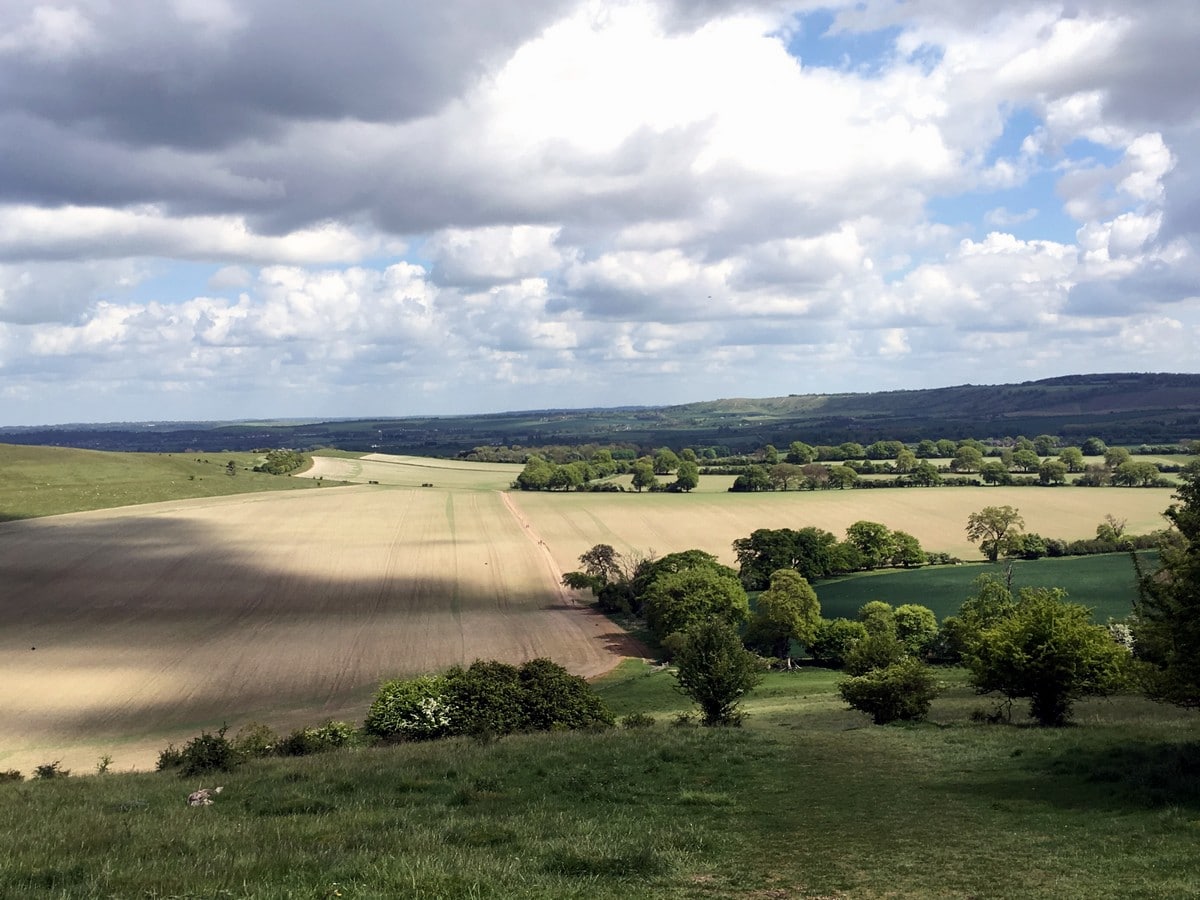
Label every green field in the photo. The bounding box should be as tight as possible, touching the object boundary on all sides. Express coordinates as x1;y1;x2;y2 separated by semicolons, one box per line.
0;444;334;521
814;553;1155;623
1;663;1197;899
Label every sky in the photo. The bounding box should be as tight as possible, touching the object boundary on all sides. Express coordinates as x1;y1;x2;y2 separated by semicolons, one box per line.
1;0;1198;425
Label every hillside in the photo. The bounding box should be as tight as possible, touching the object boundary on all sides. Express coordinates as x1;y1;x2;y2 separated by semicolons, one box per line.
0;372;1197;456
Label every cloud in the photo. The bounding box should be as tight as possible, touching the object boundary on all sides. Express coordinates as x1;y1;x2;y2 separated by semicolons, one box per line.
0;0;1197;424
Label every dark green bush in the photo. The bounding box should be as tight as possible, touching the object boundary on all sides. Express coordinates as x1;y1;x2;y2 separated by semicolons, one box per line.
0;769;22;783
844;632;906;676
517;658;614;731
159;725;238;776
809;618;868;668
33;761;69;779
839;657;943;724
232;722;279;759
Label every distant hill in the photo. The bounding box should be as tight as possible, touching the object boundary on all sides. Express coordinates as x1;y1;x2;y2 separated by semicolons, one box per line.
2;373;1198;455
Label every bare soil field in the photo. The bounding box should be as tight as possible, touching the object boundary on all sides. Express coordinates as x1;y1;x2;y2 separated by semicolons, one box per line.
507;485;1176;570
0;485;626;774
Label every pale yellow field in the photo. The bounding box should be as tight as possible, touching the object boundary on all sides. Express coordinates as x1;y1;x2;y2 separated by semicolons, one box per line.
303;453;521;491
507;485;1176;571
0;484;626;774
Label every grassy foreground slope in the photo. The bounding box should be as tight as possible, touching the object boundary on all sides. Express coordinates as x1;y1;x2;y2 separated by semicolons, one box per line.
0;444;330;521
2;664;1197;899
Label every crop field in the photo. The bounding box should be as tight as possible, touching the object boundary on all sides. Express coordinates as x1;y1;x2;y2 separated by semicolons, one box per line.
303;452;521;491
0;484;626;775
814;552;1156;622
506;484;1174;568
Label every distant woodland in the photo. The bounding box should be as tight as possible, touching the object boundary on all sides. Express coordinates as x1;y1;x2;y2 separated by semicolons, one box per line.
2;372;1198;456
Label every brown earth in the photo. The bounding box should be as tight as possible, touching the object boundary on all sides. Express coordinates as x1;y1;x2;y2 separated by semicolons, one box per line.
0;485;628;774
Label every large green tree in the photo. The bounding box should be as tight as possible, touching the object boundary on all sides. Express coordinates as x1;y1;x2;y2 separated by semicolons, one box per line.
965;505;1025;562
642;561;749;642
845;521;895;570
743;569;821;662
1133;465;1200;709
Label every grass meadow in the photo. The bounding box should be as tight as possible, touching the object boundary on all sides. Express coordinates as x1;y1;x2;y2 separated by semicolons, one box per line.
814;553;1156;622
2;662;1198;899
0;444;331;521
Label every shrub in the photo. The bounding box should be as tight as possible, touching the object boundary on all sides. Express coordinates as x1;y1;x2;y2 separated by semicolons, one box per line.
445;661;529;737
232;722;279;759
0;769;23;783
621;712;656;729
839;657;943;724
517;658;614;731
809;618;868;668
33;760;70;779
159;725;238;776
844;631;907;676
673;620;765;726
277;721;357;756
364;675;453;741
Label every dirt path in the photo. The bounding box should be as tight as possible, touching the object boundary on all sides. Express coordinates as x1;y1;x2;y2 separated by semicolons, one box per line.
499;490;649;673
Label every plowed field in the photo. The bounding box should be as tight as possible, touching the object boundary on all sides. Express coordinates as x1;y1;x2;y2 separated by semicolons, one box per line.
0;485;626;774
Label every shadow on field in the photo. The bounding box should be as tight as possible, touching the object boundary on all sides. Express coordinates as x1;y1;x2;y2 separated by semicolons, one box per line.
1;511;638;742
951;741;1200;812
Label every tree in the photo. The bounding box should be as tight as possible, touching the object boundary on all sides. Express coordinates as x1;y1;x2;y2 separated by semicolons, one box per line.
809;618;868;668
858;600;896;637
743;569;821;662
652;448;680;475
1058;447;1084;472
935;439;958;457
733;526;840;588
1033;434;1059;456
909;460;942;486
1081;437;1108;456
965;505;1025;562
965;587;1128;726
730;465;771;492
979;460;1012;485
674;460;700;492
890;531;927;568
915;439;939;458
642;563;749;642
845;521;894;570
768;463;804;491
630;460;658;492
894;604;939;657
786;441;816;464
894;448;917;474
761;444;780;465
951;446;983;473
1096;514;1127;544
1011;448;1041;473
225;460;237;477
516;455;554;490
1105;447;1132;469
673;620;764;726
1113;460;1161;486
827;465;858;490
1133;466;1200;709
1038;459;1068;485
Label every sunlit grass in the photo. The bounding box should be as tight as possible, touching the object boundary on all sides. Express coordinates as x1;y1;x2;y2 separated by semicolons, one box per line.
3;663;1198;898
